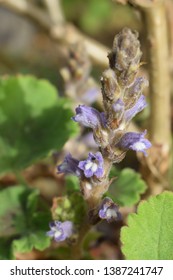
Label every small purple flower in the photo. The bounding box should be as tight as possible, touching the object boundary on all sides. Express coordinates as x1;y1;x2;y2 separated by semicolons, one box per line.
78;152;104;178
57;153;82;176
124;94;147;122
72;105;106;129
46;221;73;242
117;130;151;155
99;197;121;222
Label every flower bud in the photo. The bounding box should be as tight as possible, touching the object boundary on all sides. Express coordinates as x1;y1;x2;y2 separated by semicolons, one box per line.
108;27;142;72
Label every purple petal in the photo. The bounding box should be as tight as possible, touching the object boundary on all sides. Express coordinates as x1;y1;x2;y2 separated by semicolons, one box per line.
78;160;86;170
78;152;104;178
124;94;147;122
57;154;82;176
95;167;104;178
46;230;55;237
61;221;73;238
46;220;73;242
99;208;106;219
99;197;121;222
117;130;152;155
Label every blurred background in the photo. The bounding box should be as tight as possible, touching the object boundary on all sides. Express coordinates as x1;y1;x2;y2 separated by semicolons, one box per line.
0;0;173;260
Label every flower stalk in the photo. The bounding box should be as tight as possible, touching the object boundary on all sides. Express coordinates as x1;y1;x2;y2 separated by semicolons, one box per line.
47;28;152;255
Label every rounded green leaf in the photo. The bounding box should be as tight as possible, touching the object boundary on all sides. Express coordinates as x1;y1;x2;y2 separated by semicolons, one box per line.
109;168;147;206
12;231;51;253
0;185;51;255
0;75;79;174
121;191;173;260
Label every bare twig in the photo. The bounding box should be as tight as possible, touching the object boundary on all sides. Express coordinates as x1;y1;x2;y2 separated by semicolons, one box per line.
0;0;108;67
129;0;163;8
43;0;65;25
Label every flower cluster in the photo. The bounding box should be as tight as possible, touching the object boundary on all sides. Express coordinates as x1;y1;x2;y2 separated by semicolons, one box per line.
47;28;152;242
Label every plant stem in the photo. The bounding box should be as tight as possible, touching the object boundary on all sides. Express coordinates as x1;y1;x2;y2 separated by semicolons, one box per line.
133;0;172;193
144;2;171;146
71;218;91;260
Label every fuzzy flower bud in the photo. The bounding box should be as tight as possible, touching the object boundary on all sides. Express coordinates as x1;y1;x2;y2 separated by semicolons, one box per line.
117;130;151;155
57;153;82;176
46;221;73;242
78;152;104;178
101;69;120;101
108;28;141;72
99;197;121;222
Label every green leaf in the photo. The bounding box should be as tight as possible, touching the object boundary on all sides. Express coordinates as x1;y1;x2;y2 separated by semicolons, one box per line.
12;231;51;253
0;185;51;255
0;75;78;174
0;186;27;237
108;168;147;206
65;175;80;194
121;191;173;260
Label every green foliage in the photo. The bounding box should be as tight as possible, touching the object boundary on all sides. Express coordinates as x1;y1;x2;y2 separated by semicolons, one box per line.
0;239;13;260
121;191;173;260
12;231;51;253
108;168;147;206
0;185;51;258
79;0;111;34
65;175;80;194
0;75;79;174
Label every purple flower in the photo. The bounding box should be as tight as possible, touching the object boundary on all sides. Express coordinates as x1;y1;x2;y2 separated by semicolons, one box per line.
57;153;82;176
72;105;106;129
78;152;104;178
46;221;73;242
117;130;151;155
99;197;121;222
124;94;147;122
